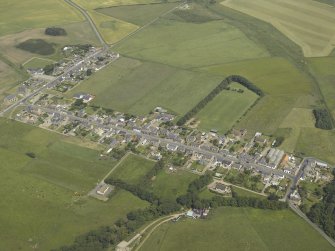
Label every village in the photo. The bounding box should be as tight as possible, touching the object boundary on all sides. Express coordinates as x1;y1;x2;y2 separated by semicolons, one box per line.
1;45;333;210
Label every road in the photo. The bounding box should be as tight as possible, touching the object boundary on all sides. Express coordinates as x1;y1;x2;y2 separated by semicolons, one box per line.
27;104;292;181
289;202;335;248
0;49;104;117
64;0;108;48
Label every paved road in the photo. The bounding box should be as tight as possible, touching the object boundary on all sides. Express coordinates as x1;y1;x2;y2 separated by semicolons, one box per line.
289;202;335;248
27;104;292;180
64;0;108;48
0;49;104;117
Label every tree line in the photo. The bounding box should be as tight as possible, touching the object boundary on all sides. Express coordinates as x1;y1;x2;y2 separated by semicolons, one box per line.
313;108;334;130
177;75;264;125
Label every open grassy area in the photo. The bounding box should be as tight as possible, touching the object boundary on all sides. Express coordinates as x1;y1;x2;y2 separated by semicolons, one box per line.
97;2;179;26
196;83;259;134
146;170;198;201
115;18;269;68
0;0;83;36
0;118;149;250
88;10;138;44
23;57;56;69
16;39;55;55
110;153;156;185
0;60;22;95
308;56;335;118
200;57;317;135
74;0;162;9
222;0;335;57
68;57;222;116
140;207;334;251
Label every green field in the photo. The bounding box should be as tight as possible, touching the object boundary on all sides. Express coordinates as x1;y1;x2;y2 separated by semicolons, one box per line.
23;57;56;69
201;57;316;135
140;207;334;251
97;2;179;26
146;170;198;200
0;118;149;250
196;83;259;133
69;57;222;115
74;0;162;9
89;10;138;44
115;18;269;68
0;0;83;36
0;60;22;95
308;56;335;118
110;153;156;185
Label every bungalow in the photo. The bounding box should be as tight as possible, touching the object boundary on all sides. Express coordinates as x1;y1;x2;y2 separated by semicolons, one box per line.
97;184;110;195
214;183;231;194
4;94;18;104
73;92;94;103
167;143;178;152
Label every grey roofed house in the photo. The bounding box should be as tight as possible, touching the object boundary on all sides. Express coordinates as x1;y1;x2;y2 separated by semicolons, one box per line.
166;143;178;151
73;92;93;102
4;94;18;103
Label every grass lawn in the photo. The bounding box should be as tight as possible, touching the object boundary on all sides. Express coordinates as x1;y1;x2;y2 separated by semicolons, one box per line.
140;207;334;251
88;10;138;44
231;186;265;199
97;2;179;26
196;83;259;134
0;0;83;36
115;18;269;68
110;153;156;185
146;170;198;201
69;57;222;116
0;118;149;250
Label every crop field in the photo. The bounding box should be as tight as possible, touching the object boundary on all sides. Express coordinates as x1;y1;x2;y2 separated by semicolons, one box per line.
0;0;83;36
74;0;162;9
115;18;270;68
196;83;259;134
0;118;149;250
222;0;335;57
97;2;179;26
146;170;198;200
140;207;334;251
0;22;100;65
308;57;335;118
69;57;222;115
110;153;155;185
200;57;316;135
88;10;138;44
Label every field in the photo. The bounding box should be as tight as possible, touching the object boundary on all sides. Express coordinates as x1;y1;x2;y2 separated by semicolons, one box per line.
0;60;22;95
73;0;162;9
308;57;335;118
200;57;316;136
0;0;83;36
68;57;222;115
97;2;179;26
88;10;138;44
0;22;100;65
222;0;335;57
140;207;334;251
115;17;270;68
23;57;56;69
0;118;149;250
196;83;259;134
109;153;155;185
146;170;198;200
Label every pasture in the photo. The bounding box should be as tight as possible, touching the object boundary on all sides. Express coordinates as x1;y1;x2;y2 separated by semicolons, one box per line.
88;10;138;44
0;0;83;36
308;57;335;118
140;207;334;251
146;170;198;201
196;83;259;134
200;57;316;135
23;57;56;69
114;18;269;68
0;22;100;65
109;153;155;185
222;0;335;57
97;2;179;26
0;60;22;95
0;118;149;250
73;0;162;9
68;57;222;116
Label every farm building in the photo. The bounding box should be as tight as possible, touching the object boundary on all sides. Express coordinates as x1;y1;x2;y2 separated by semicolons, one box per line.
267;148;285;168
97;184;110;195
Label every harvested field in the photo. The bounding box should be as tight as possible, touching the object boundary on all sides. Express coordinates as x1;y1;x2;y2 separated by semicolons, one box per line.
222;0;335;57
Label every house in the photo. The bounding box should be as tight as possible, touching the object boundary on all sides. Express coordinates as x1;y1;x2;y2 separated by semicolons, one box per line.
4;94;18;104
97;184;110;195
214;183;231;194
290;190;301;205
73;92;94;103
167;143;178;152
